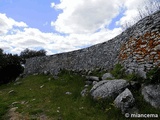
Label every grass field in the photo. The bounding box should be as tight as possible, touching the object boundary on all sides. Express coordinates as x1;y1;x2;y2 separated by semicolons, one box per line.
0;71;160;119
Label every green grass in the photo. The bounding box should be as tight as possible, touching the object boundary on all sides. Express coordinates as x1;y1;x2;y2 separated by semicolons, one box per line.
0;71;160;120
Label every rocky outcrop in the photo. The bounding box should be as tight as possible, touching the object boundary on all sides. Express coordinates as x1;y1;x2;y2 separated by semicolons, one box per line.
90;79;129;99
24;10;160;77
141;84;160;108
114;88;135;114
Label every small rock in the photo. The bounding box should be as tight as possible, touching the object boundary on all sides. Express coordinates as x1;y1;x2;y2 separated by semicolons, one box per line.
102;73;114;80
40;85;44;88
8;90;16;95
48;78;51;81
86;76;99;81
9;107;18;112
21;101;26;104
31;99;36;101
84;85;89;88
79;107;84;110
14;82;22;86
87;71;92;75
65;92;72;95
136;68;146;79
44;71;49;75
15;77;20;81
81;88;88;97
85;81;92;85
12;102;19;105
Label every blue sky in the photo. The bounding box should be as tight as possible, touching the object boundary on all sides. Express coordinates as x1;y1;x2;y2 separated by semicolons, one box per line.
0;0;159;55
0;0;61;33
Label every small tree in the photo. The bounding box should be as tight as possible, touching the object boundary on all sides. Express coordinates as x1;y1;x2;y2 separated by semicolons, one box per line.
20;48;46;63
0;49;24;84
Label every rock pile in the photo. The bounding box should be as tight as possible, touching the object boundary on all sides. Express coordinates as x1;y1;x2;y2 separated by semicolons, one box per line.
81;72;160;115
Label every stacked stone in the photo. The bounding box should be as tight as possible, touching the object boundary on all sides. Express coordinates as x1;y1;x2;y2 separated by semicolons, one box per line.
23;10;160;77
119;30;160;77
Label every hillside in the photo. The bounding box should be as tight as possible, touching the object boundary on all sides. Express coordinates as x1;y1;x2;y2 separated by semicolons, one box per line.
0;70;160;119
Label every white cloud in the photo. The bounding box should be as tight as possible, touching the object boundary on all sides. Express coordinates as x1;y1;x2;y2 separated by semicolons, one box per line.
1;0;159;55
51;2;55;8
118;0;160;28
51;0;122;34
0;13;27;35
0;25;122;55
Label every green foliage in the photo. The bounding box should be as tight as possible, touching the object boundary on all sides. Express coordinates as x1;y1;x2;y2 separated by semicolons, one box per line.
0;74;108;119
88;69;106;78
20;48;46;63
125;73;144;83
146;67;160;84
0;49;24;84
111;63;125;79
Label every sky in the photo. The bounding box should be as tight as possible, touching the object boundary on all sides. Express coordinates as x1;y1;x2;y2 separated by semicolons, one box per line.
0;0;159;55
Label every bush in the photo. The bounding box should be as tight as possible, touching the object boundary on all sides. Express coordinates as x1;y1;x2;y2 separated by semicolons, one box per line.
146;67;160;84
125;73;144;83
20;48;46;60
0;49;24;84
111;63;125;79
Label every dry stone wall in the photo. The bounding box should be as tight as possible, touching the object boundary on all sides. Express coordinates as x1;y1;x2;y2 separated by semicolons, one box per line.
24;10;160;77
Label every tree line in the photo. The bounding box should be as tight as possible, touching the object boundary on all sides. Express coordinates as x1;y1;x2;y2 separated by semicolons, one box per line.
0;48;46;85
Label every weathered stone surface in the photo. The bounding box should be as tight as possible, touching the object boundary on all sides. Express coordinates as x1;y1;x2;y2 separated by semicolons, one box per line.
136;68;147;79
23;11;160;76
101;73;114;80
90;79;129;99
86;76;99;81
85;81;92;85
141;84;160;108
81;88;88;97
92;81;98;86
114;88;135;114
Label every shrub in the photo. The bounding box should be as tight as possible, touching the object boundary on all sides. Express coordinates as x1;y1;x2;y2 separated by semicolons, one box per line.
125;73;144;83
111;63;125;79
0;49;24;84
146;67;160;84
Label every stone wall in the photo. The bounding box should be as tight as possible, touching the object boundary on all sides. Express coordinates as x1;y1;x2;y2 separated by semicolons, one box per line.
118;10;160;77
24;10;160;77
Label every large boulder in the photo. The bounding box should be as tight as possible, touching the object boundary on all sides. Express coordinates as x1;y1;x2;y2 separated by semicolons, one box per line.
114;88;135;114
90;79;129;100
101;73;114;80
141;84;160;108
